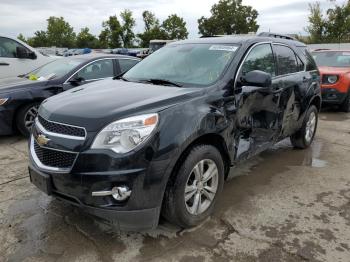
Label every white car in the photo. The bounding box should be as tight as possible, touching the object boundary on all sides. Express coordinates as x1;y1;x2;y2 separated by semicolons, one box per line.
0;36;54;79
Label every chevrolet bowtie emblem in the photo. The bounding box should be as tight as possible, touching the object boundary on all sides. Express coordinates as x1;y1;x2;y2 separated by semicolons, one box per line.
36;134;50;146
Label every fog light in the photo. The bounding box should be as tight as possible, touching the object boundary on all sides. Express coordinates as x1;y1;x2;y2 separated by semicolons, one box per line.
91;186;131;201
111;186;131;201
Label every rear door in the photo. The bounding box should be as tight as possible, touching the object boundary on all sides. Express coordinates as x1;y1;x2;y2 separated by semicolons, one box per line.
234;43;281;160
272;44;305;138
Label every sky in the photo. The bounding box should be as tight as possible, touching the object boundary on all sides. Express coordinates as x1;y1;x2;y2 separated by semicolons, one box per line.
0;0;347;39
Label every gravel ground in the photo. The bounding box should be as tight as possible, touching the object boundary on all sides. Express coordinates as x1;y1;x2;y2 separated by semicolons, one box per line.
0;111;349;262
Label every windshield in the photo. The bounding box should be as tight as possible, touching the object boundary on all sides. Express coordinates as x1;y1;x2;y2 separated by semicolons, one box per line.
312;51;350;67
124;43;239;87
28;58;84;80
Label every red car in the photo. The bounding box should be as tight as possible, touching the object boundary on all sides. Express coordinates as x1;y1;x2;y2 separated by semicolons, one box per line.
312;50;350;112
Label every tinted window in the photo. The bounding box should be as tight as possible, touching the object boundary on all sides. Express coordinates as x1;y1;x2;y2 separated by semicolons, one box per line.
274;45;298;75
296;55;304;71
0;37;28;58
75;59;114;80
118;59;139;74
241;44;275;77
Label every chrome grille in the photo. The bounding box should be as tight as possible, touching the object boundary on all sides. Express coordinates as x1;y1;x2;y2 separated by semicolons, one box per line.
33;140;77;169
38;115;86;138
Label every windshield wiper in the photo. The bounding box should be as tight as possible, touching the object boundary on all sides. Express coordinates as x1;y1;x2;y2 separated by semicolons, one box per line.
142;78;183;87
113;72;129;81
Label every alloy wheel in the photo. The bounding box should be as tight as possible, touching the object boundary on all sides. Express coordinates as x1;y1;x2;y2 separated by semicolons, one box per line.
305;111;316;143
24;105;39;131
184;159;219;215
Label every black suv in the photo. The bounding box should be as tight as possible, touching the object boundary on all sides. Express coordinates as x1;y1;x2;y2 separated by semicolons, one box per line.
28;34;321;231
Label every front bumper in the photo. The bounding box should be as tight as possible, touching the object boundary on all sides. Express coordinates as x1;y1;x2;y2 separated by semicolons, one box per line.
321;87;347;104
28;131;173;231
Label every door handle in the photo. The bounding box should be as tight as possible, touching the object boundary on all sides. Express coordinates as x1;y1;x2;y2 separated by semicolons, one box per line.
0;62;9;66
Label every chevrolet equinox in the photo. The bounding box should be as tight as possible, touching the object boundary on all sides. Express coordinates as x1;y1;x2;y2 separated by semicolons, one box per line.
28;33;321;231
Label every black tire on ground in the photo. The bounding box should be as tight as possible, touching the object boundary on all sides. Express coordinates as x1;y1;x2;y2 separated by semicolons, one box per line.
15;102;40;137
162;144;225;228
290;105;318;149
339;90;350;112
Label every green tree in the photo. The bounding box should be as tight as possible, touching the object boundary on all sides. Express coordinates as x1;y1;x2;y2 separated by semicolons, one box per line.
198;0;259;36
306;2;326;44
101;15;123;48
162;14;188;40
137;11;167;47
17;33;27;43
98;30;110;49
325;2;350;43
46;16;76;47
76;27;99;48
27;30;48;47
120;9;136;48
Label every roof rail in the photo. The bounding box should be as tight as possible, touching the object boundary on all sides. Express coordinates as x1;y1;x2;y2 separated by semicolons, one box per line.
258;32;297;41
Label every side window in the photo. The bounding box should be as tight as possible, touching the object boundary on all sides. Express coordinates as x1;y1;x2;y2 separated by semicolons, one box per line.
304;49;318;71
75;59;114;81
0;37;27;58
274;45;298;75
118;59;139;74
296;55;305;72
241;44;276;77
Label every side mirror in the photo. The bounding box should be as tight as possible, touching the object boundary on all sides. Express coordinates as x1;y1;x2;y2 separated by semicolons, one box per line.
16;46;36;59
69;76;84;86
241;70;272;88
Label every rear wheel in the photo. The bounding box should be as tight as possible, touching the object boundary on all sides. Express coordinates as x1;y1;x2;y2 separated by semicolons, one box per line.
162;145;224;228
339;90;350;112
16;102;40;137
290;105;318;149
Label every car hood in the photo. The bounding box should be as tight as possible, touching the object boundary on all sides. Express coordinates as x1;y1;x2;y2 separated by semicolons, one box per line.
318;66;350;75
40;79;203;132
0;77;48;93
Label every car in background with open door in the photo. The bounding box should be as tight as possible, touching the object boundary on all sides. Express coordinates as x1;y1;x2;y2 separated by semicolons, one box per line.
0;35;55;79
0;54;140;137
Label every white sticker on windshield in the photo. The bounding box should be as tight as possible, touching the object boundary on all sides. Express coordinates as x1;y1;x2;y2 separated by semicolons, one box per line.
343;52;350;56
209;45;238;52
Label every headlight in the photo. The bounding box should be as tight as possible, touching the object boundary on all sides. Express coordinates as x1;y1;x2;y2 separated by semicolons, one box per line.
91;113;158;153
326;75;338;84
0;98;9;106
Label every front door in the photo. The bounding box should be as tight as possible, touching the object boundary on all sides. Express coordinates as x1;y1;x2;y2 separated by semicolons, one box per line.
63;59;115;90
234;43;281;160
0;37;38;78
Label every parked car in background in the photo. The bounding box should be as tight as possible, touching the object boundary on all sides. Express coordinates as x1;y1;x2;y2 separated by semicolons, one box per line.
28;34;321;230
0;54;140;136
312;50;350;112
0;35;54;79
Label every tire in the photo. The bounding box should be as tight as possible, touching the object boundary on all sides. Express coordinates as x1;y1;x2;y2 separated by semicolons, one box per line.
339;90;350;112
162;144;225;228
290;105;318;149
16;102;40;137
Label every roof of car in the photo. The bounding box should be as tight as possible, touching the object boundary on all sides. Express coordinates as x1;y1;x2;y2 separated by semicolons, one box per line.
171;35;307;48
67;53;140;62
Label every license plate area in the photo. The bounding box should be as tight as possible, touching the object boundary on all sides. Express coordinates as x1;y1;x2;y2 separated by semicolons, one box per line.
29;167;52;195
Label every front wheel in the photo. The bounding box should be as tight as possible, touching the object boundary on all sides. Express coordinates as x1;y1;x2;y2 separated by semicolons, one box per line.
162;145;225;228
290;105;318;149
16;102;40;137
